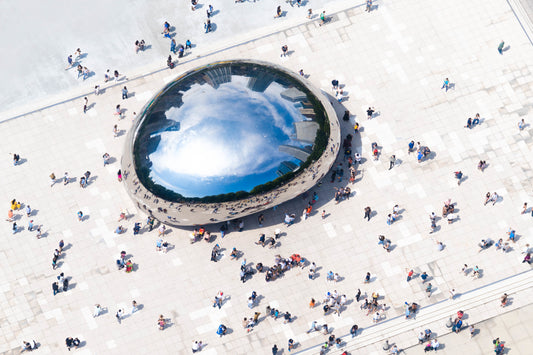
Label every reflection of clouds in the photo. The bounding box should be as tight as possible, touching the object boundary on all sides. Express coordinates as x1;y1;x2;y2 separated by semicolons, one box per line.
150;79;294;181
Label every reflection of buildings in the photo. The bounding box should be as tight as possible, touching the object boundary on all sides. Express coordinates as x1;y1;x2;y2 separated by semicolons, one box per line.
280;87;307;102
247;71;275;92
276;161;299;177
149;121;180;138
294;121;319;144
278;144;312;162
200;66;232;89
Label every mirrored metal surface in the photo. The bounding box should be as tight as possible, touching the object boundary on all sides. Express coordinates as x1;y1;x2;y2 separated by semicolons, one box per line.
123;60;340;225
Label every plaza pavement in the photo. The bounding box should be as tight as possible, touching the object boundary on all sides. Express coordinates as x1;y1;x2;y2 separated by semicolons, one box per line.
1;0;533;354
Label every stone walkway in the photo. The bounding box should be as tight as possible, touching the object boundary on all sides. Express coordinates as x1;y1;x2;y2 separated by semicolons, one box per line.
1;0;533;354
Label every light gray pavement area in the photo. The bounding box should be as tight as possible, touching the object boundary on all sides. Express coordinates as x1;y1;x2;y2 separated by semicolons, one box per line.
405;302;533;355
0;0;351;118
1;0;533;354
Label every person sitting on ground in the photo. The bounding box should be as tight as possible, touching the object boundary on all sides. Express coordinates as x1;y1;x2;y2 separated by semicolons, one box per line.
230;248;238;260
115;225;125;234
478;239;492;252
255;234;266;247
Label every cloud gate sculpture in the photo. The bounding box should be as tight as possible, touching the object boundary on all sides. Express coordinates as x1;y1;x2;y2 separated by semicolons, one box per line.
121;60;340;226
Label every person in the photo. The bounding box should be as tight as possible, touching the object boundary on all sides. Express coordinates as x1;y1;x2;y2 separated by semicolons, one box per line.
155;314;165;330
133;222;141;235
230;247;238;260
389;155;395;170
426;283;432;297
275;6;282;18
255;234;266;247
216;324;227;337
473;113;480;125
452;318;463;333
272;344;278;355
469;324;475;337
192;341;202;353
449;289;456;299
281;45;288;57
319;11;326;25
472;265;480;278
523;253;531;264
431;338;440;350
501;293;508;307
498;40;505;54
518;118;525;130
367;107;375;119
366;0;372;12
125;260;133;273
72;338;80;349
167;55;174;69
441;78;450;91
117;170;123;182
204;19;212;33
454;171;463;185
507;228;516;243
65;337;73;350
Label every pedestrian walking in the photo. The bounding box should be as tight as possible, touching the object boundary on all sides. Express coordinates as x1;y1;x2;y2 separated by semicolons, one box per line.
307;8;313;18
355;288;361;302
366;0;372;12
114;105;123;119
518;118;525;130
426;283;432;297
122;86;128;99
77;211;83;221
82;67;89;80
406;269;414;282
275;6;282;18
319;11;326;25
65;55;74;70
113;124;119;138
364;206;372;221
469;324;475;337
52;282;59;296
441;78;450;91
497;40;504;54
500;293;508;307
104;69;110;82
94;85;100;95
63;278;69;292
63;172;69;185
449;288;456;299
93;304;102;317
132;300;138;314
281;45;288;57
350;324;358;337
114;70;119;83
83;97;88;114
389;155;396;170
116;309;123;324
204;19;212;33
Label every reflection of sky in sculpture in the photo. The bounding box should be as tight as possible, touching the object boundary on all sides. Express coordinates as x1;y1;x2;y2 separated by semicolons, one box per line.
143;73;315;198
